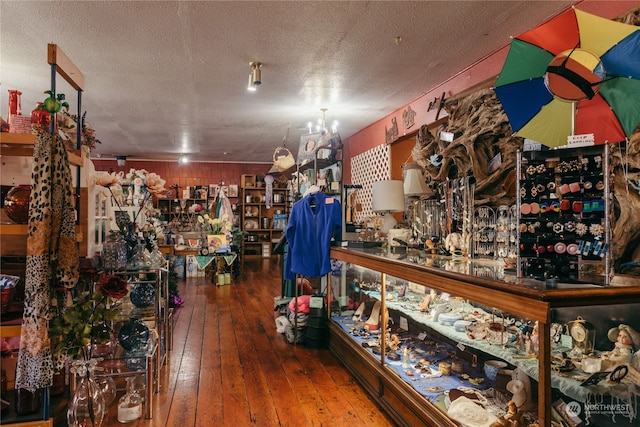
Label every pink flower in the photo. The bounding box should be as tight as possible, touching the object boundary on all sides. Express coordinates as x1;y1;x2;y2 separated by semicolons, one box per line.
146;173;167;195
94;172;120;187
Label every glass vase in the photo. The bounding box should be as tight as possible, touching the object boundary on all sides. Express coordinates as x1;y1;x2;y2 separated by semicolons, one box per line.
95;375;117;406
67;360;106;427
102;231;127;270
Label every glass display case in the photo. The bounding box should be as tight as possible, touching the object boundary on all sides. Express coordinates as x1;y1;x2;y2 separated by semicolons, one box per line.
327;246;640;427
91;265;170;419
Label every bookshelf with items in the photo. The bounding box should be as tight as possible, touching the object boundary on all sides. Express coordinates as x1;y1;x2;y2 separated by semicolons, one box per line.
240;182;288;258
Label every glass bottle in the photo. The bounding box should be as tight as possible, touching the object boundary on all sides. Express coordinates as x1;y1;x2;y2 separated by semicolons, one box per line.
117;376;142;423
67;360;106;427
149;242;165;268
7;89;22;126
131;240;151;269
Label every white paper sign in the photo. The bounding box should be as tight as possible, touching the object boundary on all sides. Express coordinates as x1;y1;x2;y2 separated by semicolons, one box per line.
399;317;408;331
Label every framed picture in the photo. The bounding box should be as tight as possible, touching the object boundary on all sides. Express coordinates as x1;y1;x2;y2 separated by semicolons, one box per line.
297;132;322;167
228;184;238;198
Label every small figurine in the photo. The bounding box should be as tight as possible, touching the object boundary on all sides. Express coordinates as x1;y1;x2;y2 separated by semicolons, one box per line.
604;324;639;366
489;400;525;427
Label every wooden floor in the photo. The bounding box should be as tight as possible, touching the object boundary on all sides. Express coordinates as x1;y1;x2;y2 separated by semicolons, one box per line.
54;257;395;427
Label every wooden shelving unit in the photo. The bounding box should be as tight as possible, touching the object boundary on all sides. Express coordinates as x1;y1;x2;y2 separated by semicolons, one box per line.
0;132;84;167
0;43;86;427
240;186;288;257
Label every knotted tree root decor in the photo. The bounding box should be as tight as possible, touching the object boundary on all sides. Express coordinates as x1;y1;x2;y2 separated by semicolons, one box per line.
411;86;640;270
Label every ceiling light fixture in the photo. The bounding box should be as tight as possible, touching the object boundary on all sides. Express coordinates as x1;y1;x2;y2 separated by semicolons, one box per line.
247;61;262;91
307;108;339;134
116;155;126;167
179;154;188;164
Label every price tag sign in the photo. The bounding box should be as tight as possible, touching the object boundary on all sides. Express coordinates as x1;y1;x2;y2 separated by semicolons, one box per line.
399;317;408;331
417;332;427;341
561;334;573;349
567;133;595;147
523;139;542;151
309;296;324;309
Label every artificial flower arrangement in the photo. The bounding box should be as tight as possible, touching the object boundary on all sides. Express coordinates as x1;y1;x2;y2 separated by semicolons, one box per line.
197;211;233;236
59;109;102;150
93;168;166;209
49;273;128;362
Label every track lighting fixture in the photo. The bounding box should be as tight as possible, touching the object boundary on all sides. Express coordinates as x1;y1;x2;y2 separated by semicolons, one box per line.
116;155;126;166
247;61;262;91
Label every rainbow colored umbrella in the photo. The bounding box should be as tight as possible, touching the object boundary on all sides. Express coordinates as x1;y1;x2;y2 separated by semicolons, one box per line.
495;8;640;147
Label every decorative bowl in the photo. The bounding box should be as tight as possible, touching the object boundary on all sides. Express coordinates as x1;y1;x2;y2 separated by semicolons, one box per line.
130;282;156;308
484;360;508;380
118;318;150;352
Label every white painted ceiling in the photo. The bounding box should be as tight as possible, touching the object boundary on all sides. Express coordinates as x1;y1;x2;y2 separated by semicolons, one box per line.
1;0;580;164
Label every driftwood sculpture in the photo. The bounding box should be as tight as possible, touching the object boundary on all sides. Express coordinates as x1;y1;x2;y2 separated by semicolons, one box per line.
611;129;640;269
412;88;521;206
411;87;640;270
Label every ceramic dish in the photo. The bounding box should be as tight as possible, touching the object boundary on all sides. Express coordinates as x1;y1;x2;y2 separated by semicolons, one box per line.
454;319;472;333
438;312;463;326
554;242;567;254
244;219;258;229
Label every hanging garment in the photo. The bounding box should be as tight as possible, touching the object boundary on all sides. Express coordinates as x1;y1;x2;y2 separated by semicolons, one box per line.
216;190;235;227
284;191;341;279
16;130;79;392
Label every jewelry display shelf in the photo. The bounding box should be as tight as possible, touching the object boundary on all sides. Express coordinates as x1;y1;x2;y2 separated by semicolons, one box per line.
327;247;640;427
516;145;611;284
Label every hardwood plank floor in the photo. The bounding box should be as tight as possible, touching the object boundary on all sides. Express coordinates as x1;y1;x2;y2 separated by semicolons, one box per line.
54;257;395;426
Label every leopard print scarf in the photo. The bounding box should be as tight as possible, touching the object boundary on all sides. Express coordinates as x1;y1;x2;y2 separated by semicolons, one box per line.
15;129;79;393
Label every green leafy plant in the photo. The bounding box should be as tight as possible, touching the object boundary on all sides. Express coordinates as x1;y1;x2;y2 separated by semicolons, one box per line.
49;274;127;360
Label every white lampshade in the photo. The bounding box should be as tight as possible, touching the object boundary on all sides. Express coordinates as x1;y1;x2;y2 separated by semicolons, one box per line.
403;164;430;196
372;180;405;233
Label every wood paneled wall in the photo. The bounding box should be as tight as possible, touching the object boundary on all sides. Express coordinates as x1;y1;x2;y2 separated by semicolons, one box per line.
92;159;273;192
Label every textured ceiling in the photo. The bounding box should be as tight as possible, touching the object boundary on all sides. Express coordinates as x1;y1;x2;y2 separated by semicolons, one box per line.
1;1;584;163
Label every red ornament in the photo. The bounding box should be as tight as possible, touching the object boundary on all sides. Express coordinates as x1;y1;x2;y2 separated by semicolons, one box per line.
4;185;30;224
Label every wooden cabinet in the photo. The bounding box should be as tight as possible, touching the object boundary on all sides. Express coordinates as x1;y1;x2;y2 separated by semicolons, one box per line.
240;187;288;257
328;247;640;427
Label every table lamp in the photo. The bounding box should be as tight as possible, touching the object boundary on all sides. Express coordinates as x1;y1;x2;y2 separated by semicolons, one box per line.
403;163;430;196
371;180;405;233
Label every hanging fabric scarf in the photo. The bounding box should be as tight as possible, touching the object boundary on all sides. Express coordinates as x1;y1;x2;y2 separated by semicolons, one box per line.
264;174;274;209
15;129;79;393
